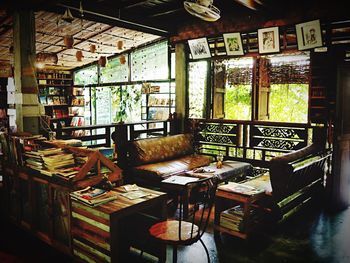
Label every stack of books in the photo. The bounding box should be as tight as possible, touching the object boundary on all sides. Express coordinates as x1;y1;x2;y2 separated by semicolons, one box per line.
220;205;246;232
42;152;75;171
24;148;64;175
70;186;118;207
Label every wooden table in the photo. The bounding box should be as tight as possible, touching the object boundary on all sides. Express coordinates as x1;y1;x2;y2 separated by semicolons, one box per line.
71;186;167;263
214;179;270;240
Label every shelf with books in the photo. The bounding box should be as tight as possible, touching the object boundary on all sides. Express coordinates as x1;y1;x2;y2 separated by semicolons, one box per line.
141;82;175;121
214;182;267;240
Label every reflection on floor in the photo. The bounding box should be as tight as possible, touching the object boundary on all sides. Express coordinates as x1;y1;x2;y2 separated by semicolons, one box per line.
1;203;350;263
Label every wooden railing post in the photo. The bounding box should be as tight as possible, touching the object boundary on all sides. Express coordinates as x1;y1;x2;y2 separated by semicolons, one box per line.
113;124;128;169
105;127;111;147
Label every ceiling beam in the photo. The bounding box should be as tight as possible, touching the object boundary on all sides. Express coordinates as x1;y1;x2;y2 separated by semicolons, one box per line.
56;3;169;36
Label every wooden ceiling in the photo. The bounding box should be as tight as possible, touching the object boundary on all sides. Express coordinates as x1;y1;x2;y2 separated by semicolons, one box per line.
0;0;347;71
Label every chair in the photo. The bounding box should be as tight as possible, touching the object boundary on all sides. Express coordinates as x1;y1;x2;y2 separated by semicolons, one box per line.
149;176;218;263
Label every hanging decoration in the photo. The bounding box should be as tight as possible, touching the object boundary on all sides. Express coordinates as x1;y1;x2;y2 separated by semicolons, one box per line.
117;40;124;50
76;50;83;62
90;44;96;53
61;8;74;23
119;54;126;65
64;35;74;49
98;56;107;67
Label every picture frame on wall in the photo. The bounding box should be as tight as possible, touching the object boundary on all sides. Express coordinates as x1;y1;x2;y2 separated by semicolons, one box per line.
223;32;244;56
295;19;323;50
258;26;280;54
188;37;211;59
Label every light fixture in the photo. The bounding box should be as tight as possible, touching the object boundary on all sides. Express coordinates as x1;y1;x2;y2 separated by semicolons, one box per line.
90;44;96;53
98;56;107;67
76;50;83;62
184;0;220;22
64;35;74;49
119;54;126;65
61;8;74;23
117;40;124;50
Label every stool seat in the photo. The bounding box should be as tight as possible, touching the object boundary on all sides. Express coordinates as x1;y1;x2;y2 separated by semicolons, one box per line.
149;220;199;245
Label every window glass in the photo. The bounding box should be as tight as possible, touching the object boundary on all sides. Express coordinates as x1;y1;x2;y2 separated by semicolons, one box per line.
100;55;129;83
73;64;98;85
188;61;208;118
131;41;168;81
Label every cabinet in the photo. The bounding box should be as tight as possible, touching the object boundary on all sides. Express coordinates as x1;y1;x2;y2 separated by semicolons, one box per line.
141;82;175;121
0;78;8;131
37;70;73;130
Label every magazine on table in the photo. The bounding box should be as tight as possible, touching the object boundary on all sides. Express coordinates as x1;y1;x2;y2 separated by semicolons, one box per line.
70;186;117;207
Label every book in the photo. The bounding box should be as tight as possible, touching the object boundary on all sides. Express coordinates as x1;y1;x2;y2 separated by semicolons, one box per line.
162;175;199;185
218;182;265;196
120;190;149;200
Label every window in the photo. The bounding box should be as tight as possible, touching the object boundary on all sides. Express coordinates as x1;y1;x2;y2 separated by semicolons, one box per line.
188;61;208;118
131;41;169;81
223;58;253;120
267;54;309;123
99;55;129;84
74;64;98;85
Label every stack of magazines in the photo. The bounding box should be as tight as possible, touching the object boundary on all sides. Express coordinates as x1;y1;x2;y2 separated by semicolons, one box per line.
70;186;118;207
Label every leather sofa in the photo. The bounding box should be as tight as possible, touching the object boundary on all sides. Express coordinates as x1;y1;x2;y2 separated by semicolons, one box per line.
123;134;213;186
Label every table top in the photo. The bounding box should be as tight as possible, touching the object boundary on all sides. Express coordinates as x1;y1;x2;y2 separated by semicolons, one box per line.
72;186;167;216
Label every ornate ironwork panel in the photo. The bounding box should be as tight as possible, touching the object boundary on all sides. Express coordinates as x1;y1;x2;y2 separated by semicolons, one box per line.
198;123;237;145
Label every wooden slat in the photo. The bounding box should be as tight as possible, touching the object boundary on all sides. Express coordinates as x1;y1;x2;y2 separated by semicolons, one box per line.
72;217;110;238
73;238;111;262
71;227;111;251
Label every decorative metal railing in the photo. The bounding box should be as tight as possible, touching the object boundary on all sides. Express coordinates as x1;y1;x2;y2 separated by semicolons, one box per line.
189;119;314;167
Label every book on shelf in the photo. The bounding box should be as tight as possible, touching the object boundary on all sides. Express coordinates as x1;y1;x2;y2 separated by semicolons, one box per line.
59;96;67;104
48;87;60;95
39;96;47;104
52;96;61;105
71;96;85;106
68;106;84;117
70;186;118;207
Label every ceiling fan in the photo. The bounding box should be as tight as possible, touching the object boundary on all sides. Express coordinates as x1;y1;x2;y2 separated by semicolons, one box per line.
184;0;221;22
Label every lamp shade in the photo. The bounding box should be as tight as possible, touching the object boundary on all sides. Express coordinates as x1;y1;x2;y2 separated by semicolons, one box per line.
119;54;126;65
76;50;83;61
117;40;124;50
90;44;96;53
98;56;107;67
64;35;74;49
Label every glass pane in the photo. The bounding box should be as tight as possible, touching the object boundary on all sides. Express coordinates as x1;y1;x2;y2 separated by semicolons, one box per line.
224;57;253;120
117;85;142;122
171;52;176;79
95;86;112;124
188;61;208;118
131;41;168;81
100;55;129;83
73;64;98;85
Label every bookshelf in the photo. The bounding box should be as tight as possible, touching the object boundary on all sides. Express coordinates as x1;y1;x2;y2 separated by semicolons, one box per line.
37;70;73;130
141;82;175;121
0;78;8;131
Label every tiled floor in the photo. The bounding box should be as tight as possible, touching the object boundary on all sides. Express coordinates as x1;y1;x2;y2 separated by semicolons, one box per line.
1;202;350;263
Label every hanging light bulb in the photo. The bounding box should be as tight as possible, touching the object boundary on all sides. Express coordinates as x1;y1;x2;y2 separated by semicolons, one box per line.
119;54;126;65
98;56;107;67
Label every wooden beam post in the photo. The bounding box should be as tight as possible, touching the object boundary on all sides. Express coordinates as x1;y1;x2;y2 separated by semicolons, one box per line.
175;43;186;132
13;10;41;133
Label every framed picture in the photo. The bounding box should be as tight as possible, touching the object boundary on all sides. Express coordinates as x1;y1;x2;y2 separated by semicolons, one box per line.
295;19;323;50
258;26;280;54
223;32;244;56
188;37;211;59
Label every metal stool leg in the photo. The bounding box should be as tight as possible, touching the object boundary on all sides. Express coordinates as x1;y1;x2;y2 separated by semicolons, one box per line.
173;245;178;263
199;238;210;263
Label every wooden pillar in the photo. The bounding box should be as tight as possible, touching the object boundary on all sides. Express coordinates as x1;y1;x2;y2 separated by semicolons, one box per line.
175;43;186;133
13;10;41;133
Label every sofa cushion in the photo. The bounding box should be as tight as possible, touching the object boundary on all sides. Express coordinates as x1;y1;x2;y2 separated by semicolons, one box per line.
128;134;194;166
129;154;212;183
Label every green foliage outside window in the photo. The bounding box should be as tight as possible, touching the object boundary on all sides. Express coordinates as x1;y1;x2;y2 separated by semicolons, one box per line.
269;84;308;123
225;84;252;120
